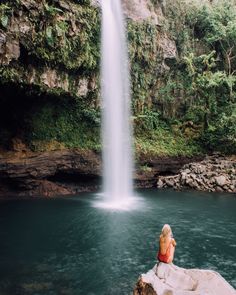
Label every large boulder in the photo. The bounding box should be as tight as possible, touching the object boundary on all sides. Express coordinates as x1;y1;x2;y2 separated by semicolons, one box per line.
134;263;236;295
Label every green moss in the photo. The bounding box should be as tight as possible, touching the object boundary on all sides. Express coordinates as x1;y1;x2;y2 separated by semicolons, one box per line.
26;98;101;151
0;66;22;83
128;21;162;114
0;3;12;29
135;127;203;157
23;3;100;72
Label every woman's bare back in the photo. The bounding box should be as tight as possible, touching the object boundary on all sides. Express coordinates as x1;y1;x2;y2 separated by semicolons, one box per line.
157;224;177;264
159;236;172;255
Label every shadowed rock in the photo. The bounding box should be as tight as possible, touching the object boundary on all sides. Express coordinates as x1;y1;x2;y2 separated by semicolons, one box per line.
0;148;201;197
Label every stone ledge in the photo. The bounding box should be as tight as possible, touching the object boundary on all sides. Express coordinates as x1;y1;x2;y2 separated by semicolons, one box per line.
134;263;236;295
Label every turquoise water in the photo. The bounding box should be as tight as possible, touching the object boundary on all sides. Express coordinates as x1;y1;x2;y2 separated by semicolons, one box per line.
0;189;235;294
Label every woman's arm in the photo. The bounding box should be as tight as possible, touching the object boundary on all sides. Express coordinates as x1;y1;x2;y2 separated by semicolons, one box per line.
172;238;177;247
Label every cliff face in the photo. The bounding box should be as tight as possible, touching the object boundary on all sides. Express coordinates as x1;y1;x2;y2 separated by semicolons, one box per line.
2;0;233;197
0;0;177;150
0;0;102;156
0;0;183;196
0;0;100;99
0;0;176;92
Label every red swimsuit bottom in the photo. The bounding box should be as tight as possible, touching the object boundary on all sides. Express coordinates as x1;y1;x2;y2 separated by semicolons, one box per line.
157;242;171;263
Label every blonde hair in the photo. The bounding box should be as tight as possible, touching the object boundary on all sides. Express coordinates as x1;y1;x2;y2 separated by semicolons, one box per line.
161;224;172;238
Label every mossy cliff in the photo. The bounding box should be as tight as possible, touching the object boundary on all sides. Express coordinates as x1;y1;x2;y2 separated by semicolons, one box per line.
0;0;101;151
0;0;235;196
0;0;210;156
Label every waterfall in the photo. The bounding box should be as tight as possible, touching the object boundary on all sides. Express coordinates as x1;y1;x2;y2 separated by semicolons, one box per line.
101;0;133;204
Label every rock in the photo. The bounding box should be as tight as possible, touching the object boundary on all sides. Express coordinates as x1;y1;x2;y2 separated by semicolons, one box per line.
0;32;20;65
0;149;203;197
157;155;236;193
216;186;224;192
20;0;40;10
180;171;188;181
232;180;236;187
165;177;175;187
122;0;164;25
77;78;89;97
135;155;203;188
229;184;235;191
157;179;164;188
0;31;6;55
5;38;20;61
133;278;157;295
58;0;72;11
223;184;229;191
10;138;30;153
31;180;72;197
134;263;236;295
0;149;102;197
26;66;90;97
158;33;177;63
90;0;100;7
215;175;227;187
187;179;200;190
18;22;31;34
94;0;165;26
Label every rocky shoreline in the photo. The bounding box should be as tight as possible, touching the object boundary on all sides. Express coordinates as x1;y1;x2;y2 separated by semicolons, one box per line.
157;155;236;193
0;148;203;197
0;148;235;197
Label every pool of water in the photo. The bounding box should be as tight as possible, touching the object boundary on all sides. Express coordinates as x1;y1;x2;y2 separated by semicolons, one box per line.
0;189;235;294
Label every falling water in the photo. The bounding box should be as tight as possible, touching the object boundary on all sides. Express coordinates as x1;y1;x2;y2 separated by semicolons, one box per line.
101;0;133;206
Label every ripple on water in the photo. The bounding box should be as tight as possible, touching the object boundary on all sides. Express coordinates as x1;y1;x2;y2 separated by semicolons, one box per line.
0;189;235;294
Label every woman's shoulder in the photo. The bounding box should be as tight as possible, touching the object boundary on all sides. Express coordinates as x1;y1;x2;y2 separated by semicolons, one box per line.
160;235;171;242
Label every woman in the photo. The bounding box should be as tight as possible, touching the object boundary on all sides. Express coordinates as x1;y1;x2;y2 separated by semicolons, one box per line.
157;224;176;264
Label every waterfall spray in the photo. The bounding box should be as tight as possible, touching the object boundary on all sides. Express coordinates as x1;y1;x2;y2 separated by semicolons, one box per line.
101;0;133;206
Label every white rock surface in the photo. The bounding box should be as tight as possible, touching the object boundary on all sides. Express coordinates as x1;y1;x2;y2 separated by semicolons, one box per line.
92;0;165;25
122;0;163;24
141;263;236;295
215;175;227;186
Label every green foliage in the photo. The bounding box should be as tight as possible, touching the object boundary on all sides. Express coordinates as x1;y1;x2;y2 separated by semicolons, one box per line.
156;0;236;154
27;99;101;151
164;0;196;54
186;0;236;74
44;3;63;17
133;108;161;131
0;66;22;83
128;21;161;114
135;127;203;157
180;49;236;152
201;108;236;154
0;3;11;29
25;4;100;72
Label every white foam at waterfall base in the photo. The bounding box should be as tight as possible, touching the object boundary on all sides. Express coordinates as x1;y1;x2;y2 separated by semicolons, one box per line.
100;0;133;209
93;193;143;211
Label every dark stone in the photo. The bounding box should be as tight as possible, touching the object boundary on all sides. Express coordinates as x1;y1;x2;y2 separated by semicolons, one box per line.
0;149;102;197
0;149;203;197
133;278;157;295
